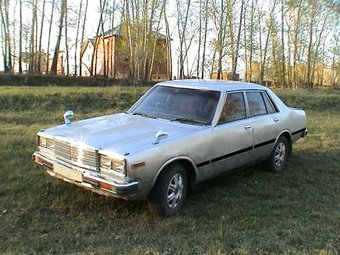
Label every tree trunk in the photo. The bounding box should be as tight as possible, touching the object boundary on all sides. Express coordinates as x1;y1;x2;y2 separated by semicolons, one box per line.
46;0;55;74
306;9;314;90
176;0;192;79
50;0;66;75
91;0;107;76
201;0;209;79
163;0;172;80
281;0;286;89
0;0;11;73
30;0;38;73
64;2;69;76
74;0;83;76
215;0;227;80
79;0;88;76
231;0;245;81
38;0;46;74
258;3;276;85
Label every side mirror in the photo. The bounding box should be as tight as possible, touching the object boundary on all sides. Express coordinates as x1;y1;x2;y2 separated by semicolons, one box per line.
153;130;168;144
63;110;74;125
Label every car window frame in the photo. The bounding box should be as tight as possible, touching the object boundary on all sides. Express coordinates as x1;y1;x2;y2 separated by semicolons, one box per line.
262;91;279;113
215;89;280;126
245;90;279;118
128;85;221;125
217;91;247;125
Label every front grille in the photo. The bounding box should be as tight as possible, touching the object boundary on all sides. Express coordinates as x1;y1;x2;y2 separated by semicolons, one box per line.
54;140;99;171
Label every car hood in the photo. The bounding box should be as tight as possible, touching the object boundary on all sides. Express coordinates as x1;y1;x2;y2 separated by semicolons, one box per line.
41;113;202;156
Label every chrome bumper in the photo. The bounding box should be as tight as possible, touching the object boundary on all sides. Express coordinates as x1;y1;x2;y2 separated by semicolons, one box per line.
32;151;139;199
302;128;308;137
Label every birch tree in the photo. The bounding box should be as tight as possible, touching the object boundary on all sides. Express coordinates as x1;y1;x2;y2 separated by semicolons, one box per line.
37;0;46;73
0;0;13;73
74;0;83;76
258;1;276;84
286;0;304;88
50;0;67;75
28;0;37;73
230;0;246;80
191;0;210;79
46;0;56;74
79;0;88;76
280;0;286;88
163;0;173;80
18;0;23;73
175;0;196;78
211;0;228;79
90;0;107;76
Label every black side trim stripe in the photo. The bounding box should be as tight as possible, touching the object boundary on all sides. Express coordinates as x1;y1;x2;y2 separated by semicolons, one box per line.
211;146;253;164
196;160;210;168
254;139;276;149
196;137;278;168
292;128;306;136
196;146;253;168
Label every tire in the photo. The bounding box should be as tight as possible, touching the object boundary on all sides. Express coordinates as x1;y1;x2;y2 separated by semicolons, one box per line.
264;136;288;173
148;164;187;216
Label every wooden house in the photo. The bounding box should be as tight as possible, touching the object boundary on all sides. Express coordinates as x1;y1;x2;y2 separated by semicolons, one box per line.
80;25;169;80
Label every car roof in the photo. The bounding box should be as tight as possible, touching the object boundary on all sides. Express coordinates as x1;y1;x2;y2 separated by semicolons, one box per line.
157;79;268;92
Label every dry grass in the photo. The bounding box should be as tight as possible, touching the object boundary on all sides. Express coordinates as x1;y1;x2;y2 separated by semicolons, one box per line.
0;86;339;254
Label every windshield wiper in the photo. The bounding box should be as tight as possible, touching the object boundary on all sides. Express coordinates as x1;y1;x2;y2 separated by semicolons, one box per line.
171;117;207;125
132;112;156;119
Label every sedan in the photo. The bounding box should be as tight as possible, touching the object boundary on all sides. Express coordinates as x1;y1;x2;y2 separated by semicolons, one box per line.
33;79;307;216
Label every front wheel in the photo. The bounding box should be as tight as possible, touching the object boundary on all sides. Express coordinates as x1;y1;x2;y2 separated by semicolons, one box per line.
148;164;187;216
264;136;288;173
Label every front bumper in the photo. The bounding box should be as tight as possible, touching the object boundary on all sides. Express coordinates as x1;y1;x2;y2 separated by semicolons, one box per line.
32;151;139;199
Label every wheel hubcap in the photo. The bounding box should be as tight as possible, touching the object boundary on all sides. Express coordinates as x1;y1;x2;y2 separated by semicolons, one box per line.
167;173;184;209
274;142;286;167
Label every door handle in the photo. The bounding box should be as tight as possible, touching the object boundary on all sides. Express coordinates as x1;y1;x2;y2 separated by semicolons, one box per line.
274;118;280;123
244;125;252;131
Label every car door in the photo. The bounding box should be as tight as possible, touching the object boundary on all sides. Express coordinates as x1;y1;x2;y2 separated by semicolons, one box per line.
245;91;282;162
210;92;254;176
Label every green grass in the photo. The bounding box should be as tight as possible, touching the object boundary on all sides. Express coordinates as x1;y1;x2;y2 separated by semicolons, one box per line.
0;86;339;254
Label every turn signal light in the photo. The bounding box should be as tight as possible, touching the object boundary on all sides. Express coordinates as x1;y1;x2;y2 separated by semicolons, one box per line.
100;182;111;190
35;156;43;165
132;161;145;169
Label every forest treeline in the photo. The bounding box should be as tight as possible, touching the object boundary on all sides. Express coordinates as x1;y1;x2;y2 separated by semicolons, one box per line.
0;0;339;89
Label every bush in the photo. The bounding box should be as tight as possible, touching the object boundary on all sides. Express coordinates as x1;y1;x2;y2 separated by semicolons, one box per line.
0;74;157;87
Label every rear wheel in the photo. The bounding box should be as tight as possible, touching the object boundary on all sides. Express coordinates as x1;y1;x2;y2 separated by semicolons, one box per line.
264;136;288;173
148;164;187;216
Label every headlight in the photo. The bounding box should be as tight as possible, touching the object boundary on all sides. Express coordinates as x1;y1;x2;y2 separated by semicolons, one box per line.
39;136;47;147
38;136;54;150
100;156;112;168
100;155;125;175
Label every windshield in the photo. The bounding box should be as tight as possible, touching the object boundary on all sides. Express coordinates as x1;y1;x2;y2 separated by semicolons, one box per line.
129;85;220;125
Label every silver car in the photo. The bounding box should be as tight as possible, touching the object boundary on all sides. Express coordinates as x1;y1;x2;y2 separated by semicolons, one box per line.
33;80;307;216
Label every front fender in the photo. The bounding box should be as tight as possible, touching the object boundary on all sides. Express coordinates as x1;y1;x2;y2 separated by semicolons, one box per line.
153;156;198;188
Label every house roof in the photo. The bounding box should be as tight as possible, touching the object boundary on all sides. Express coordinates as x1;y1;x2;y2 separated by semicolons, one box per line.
102;26;122;38
100;25;168;40
80;39;95;58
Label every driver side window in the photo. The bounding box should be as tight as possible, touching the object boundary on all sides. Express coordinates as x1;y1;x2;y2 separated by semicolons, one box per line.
218;92;246;124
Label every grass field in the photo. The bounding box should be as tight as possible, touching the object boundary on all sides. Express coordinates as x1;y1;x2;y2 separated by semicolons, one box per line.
0;86;339;255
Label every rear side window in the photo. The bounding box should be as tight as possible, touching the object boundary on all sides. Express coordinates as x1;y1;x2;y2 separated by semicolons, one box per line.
246;91;276;117
218;92;246;124
262;92;277;113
